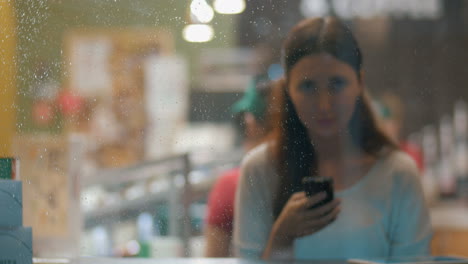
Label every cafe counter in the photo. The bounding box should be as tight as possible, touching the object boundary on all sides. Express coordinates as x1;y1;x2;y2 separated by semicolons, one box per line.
33;258;347;264
430;201;468;256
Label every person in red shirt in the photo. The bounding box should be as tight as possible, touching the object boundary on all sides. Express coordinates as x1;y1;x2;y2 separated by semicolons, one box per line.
204;78;275;257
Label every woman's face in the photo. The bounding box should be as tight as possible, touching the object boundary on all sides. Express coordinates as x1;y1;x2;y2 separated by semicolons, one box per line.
288;53;363;139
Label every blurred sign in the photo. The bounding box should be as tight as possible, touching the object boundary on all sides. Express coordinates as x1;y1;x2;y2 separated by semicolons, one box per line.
143;54;189;159
69;37;113;97
197;48;255;92
301;0;442;19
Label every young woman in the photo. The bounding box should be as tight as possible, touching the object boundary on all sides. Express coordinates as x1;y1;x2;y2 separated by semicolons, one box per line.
233;17;432;260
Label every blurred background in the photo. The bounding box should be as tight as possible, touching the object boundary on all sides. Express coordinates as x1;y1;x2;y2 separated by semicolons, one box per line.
1;0;468;259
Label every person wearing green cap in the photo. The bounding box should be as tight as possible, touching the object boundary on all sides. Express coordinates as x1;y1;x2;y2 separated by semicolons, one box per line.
204;77;275;257
231;76;272;150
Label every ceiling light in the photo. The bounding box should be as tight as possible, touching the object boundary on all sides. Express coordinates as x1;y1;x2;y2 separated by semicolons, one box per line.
213;0;246;15
300;0;329;17
183;24;214;43
190;0;214;23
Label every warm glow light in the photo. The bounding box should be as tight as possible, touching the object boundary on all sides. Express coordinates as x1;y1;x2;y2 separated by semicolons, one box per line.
190;0;214;23
213;0;246;15
300;0;329;17
126;240;141;256
183;24;214;43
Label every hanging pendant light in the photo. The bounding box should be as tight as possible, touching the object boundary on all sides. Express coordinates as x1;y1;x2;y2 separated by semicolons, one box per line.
213;0;246;15
190;0;214;23
183;24;214;43
183;0;215;43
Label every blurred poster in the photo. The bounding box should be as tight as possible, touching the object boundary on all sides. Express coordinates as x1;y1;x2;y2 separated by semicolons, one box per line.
13;135;70;238
144;55;188;119
13;135;82;257
69;37;113;97
143;55;189;158
64;29;174;168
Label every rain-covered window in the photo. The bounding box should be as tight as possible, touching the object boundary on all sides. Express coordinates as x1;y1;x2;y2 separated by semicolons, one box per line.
1;0;468;261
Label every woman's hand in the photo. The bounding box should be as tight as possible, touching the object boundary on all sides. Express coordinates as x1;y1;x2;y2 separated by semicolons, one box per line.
271;191;341;246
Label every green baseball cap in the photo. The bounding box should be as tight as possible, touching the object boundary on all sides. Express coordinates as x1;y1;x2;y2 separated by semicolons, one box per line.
231;77;269;120
373;100;392;119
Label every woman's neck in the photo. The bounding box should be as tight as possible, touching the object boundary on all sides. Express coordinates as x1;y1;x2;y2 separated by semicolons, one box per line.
311;133;376;190
312;133;362;162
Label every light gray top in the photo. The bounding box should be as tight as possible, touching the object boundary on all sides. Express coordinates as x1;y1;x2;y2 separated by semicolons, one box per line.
233;144;432;260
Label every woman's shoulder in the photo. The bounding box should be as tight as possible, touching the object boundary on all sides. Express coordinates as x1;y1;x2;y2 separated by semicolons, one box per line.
241;143;273;169
382;149;419;172
377;149;421;185
239;142;277;181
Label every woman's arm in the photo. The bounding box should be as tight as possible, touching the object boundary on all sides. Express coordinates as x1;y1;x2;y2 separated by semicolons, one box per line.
389;155;433;257
204;169;239;257
233;155;274;258
261;217;295;259
204;225;231;257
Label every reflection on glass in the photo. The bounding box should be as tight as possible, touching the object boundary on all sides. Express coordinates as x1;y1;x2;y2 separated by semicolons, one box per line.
3;0;468;261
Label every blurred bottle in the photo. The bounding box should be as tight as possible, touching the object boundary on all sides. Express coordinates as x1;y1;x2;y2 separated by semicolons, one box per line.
91;226;111;256
0;158;19;180
137;212;155;257
422;125;439;205
439;115;457;198
454;100;468;200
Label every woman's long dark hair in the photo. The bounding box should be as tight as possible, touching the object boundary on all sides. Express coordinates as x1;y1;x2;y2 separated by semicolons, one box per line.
269;17;398;218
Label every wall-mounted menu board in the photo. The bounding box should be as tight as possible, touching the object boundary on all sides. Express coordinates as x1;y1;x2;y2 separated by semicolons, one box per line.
63;29;188;169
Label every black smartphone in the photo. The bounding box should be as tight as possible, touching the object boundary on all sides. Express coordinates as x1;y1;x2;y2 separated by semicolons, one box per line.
302;176;334;209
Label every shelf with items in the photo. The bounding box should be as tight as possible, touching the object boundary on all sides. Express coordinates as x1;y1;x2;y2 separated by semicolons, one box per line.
82;171;221;230
81;153;189;229
79;148;243;257
80;153;189;189
81;149;242;223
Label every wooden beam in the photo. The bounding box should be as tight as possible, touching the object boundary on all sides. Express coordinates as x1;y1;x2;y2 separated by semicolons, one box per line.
0;0;17;157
